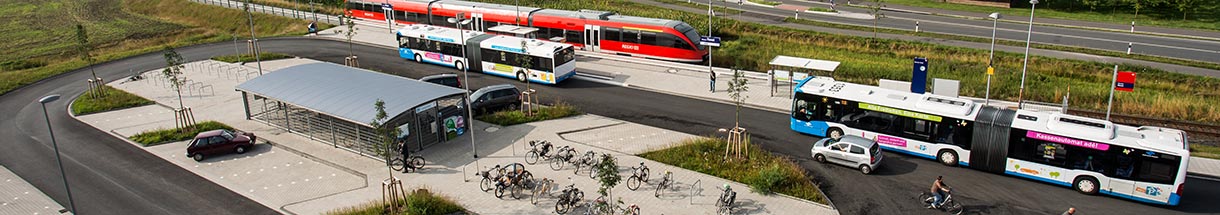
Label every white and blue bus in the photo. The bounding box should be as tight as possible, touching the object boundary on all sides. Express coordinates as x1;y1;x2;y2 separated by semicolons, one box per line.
396;24;577;84
790;76;1190;205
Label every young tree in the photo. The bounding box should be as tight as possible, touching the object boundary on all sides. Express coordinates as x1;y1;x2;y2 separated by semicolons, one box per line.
75;24;97;82
1173;0;1199;20
868;0;884;42
595;154;621;207
726;68;749;128
161;46;186;111
517;40;533;114
370;99;403;173
343;15;359;58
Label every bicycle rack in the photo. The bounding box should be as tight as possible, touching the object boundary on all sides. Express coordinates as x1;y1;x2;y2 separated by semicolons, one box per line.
690;179;702;204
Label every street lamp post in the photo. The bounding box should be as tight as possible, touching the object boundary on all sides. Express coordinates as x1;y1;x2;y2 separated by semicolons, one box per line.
38;94;76;214
245;0;264;75
448;14;478;165
986;12;1001;106
708;0;714;88
1018;0;1038;109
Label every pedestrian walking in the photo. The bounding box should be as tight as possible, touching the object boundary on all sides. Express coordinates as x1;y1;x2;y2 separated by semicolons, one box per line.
709;70;717;92
308;21;318;36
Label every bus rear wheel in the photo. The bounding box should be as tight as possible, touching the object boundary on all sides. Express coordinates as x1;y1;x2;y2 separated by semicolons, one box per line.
415;54;422;63
827;128;843;140
517;71;527;82
455;61;465;71
1074;177;1099;195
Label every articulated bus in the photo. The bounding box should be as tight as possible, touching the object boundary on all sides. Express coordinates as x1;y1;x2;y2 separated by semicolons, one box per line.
397;24;577;84
346;0;708;63
789;77;1190;205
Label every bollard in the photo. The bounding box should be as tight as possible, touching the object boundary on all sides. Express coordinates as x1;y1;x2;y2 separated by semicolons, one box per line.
1131;21;1135;33
915;21;920;33
795;12;799;19
1127;42;1133;54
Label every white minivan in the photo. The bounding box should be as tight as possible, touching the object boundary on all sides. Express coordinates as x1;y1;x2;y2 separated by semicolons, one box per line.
811;135;883;174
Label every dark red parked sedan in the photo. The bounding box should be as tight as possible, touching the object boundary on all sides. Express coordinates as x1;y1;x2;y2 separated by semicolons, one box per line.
186;129;256;161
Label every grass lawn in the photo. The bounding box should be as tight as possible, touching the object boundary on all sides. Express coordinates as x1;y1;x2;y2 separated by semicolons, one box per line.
211;52;294;63
250;0;345;15
1191;144;1220;160
640;137;826;204
807;7;837;13
0;0;329;96
130;121;235;146
881;0;1220;32
476;103;581;126
325;189;465;215
474;0;1220;124
70;86;155;115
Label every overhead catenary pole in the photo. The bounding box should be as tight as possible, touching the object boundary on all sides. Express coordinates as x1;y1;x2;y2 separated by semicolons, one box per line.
1018;0;1038;109
1106;65;1118;120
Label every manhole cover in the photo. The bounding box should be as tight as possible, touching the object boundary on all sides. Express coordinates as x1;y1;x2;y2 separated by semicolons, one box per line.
485;127;499;132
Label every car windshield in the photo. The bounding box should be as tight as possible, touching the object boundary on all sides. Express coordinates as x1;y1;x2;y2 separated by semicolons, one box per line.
220;130;235;140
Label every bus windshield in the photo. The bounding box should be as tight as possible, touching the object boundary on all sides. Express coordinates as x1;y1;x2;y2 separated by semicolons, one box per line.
554;47;575;66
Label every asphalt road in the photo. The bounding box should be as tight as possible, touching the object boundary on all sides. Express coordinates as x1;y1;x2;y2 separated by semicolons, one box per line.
0;44;282;213
6;37;1220;214
665;0;1220;63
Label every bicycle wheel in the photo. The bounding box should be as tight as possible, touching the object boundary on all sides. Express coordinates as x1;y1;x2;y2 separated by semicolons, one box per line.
495;185;506;198
641;168;650;182
631;206;641;215
550;158;564;170
589;166;599;179
917;192;933;206
511;185;522;199
654;181;665;197
555;200;570;214
409;156;425;169
531;186;543;205
626;176;641;190
525;151;540;164
716;193;726;208
945;201;964;215
480;177;493;192
389;158;404;171
575;191;584;203
572;163;582;174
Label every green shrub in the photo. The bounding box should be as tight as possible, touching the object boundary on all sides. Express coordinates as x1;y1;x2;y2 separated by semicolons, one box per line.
211;52;294;63
326;189;465;215
476;102;581;126
0;60;45;71
806;7;836;13
1191;144;1220;160
129;121;234;146
640;137;825;204
70;86;155;115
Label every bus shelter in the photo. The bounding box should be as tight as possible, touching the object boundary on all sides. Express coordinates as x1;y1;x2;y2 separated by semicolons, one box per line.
769;55;839;98
236;62;468;159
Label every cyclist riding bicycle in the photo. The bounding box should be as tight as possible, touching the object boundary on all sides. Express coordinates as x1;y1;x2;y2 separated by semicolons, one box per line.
928;176;952;209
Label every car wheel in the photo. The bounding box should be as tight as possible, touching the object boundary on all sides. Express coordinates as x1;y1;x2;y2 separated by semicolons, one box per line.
827;128;843;140
859;165;872;174
938;150;958;167
235;146;247;154
1074;177;1099;195
814;154;826;163
509;103;520;111
192;154;204;161
414;54;422;63
517;71;527;82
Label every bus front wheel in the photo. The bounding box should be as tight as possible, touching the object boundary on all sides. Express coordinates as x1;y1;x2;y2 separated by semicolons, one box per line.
517;71;527;82
456;61;465;71
827;128;843;140
937;150;958;167
415;54;422;63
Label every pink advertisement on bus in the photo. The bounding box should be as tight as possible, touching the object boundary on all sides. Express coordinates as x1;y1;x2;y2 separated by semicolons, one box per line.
1025;131;1110;151
876;135;907;148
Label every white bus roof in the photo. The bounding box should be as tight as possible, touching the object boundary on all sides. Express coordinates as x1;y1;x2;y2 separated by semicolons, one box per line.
478;35;572;58
397;24;484;44
798;77;1190;156
1009;109;1189;156
798;77;981;120
487;24;538;35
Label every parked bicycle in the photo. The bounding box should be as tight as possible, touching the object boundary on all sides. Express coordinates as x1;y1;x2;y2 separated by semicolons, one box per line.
550;146;577;171
530;177;556;205
919;189;964;215
625;162;650;190
525;140;555;165
583;195;641;215
389;153;425;173
495;163;533;199
716;184;737;215
554;183;584;214
573;151;597;175
654;170;673;197
478;165;504;192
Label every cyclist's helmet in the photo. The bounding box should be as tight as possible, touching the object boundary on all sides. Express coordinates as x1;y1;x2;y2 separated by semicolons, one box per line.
723;184;730;189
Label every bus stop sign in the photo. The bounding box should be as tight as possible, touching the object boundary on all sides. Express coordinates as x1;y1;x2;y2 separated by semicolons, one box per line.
912;57;928;94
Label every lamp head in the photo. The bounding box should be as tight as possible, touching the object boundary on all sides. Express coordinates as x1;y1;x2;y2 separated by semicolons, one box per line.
1029;0;1038;5
989;12;1001;19
38;94;60;104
